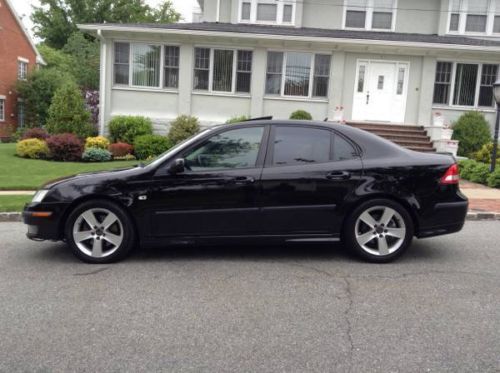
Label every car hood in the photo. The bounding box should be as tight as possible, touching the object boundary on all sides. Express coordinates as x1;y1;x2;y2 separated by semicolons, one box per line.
42;166;147;189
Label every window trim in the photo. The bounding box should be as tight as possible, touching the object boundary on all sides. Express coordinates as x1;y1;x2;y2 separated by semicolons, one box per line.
112;41;180;91
342;0;398;32
238;0;296;25
433;60;500;109
193;46;253;95
265;49;332;99
447;0;500;35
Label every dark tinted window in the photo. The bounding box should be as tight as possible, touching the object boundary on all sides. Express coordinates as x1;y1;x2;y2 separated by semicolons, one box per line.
273;126;331;166
333;134;357;161
184;127;264;171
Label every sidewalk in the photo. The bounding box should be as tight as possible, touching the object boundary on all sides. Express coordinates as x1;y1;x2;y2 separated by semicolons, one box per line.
460;180;500;213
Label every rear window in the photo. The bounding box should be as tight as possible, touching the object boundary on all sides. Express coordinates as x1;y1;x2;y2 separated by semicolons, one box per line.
272;126;331;166
333;134;357;161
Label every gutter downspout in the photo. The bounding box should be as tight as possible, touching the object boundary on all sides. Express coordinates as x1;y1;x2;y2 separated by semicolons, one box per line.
97;29;106;136
216;0;220;22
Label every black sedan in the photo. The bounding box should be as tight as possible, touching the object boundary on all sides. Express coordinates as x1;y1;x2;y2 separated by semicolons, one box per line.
23;120;468;263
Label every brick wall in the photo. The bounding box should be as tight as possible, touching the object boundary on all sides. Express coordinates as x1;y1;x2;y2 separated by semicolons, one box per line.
0;0;37;129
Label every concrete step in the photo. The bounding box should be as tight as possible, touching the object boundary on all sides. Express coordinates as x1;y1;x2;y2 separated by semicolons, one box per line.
381;134;431;142
407;146;437;152
347;121;424;131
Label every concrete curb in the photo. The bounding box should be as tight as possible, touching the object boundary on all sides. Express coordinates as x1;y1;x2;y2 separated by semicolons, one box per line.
1;212;500;223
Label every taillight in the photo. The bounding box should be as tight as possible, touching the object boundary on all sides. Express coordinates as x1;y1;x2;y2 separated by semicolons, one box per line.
440;164;460;185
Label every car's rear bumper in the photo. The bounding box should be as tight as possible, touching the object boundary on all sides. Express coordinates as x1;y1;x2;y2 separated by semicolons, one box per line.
417;200;468;238
23;202;69;241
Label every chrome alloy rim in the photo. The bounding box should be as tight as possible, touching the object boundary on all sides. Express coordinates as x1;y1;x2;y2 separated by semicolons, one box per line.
354;206;406;256
72;208;124;258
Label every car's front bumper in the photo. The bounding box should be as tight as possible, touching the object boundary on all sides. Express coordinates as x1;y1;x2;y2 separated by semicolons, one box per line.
23;202;70;241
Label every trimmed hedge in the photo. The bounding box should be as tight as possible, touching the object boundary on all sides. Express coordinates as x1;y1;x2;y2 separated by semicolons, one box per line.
108;116;153;144
473;142;500;164
134;135;172;160
109;142;134;157
290;110;313;120
459;159;499;188
82;147;112;162
168;115;200;144
85;136;110;150
21;128;50;141
452;111;491;157
487;168;500;188
46;133;84;161
16;139;50;159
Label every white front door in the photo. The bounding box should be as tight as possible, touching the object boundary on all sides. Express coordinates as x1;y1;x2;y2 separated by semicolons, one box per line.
352;60;409;123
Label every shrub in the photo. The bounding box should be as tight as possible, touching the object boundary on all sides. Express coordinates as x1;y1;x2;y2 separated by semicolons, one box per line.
468;162;490;184
109;142;134;157
108;116;153;144
16;139;50;159
290;110;313;120
225;115;250;124
45;81;95;138
21;127;50;141
452;111;491;157
134;135;172;160
82;147;112;162
114;154;137;161
487;168;500;188
168;115;200;144
46;133;84;162
473;142;500;164
85;136;110;150
458;159;477;180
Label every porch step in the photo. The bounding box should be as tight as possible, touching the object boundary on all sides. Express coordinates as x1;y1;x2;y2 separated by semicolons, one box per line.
345;121;436;152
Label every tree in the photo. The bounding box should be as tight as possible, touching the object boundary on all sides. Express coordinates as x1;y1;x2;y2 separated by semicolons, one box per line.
63;32;100;90
32;0;181;49
16;68;74;127
45;81;95;138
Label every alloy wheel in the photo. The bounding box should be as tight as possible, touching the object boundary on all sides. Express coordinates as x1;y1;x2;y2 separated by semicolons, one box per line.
354;206;406;256
72;208;124;258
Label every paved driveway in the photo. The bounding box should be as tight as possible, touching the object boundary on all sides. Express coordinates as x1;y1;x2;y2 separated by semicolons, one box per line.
0;222;499;372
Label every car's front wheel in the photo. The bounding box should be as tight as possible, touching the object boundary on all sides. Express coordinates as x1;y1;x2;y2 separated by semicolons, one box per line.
344;199;414;263
65;200;136;263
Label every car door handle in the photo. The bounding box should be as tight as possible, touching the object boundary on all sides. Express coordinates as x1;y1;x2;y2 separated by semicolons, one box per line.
232;176;255;184
326;171;351;180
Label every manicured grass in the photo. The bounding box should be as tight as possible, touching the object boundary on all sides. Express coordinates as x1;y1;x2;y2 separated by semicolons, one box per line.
0;143;139;190
0;195;32;212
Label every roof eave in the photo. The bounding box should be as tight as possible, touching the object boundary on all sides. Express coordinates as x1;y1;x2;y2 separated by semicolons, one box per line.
77;24;500;53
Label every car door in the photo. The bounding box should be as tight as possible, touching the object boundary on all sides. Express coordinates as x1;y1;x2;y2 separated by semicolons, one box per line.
147;125;268;237
259;124;363;235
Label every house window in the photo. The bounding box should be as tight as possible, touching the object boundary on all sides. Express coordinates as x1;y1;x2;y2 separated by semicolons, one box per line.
0;98;4;122
193;47;253;94
239;0;296;24
357;65;366;92
164;46;180;88
433;61;498;107
265;51;331;98
433;62;453;104
17;101;25;128
113;43;179;89
344;0;395;30
449;0;500;35
18;60;28;80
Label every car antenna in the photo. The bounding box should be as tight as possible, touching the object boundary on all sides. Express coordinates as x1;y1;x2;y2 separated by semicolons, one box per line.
243;116;273;122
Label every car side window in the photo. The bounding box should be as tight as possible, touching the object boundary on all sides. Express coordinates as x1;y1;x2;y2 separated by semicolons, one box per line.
184;127;264;171
272;126;331;166
333;134;358;161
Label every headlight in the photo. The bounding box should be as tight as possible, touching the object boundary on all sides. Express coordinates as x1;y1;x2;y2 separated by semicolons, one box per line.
32;190;49;203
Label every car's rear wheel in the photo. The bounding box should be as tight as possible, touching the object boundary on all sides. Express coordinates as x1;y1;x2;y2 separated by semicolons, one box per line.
65;200;136;264
344;199;413;263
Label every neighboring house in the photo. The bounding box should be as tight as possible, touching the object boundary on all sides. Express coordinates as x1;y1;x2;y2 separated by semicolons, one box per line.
0;0;43;131
79;0;500;139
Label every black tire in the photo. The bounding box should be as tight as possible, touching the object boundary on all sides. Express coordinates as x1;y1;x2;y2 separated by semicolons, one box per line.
343;198;414;263
65;199;136;264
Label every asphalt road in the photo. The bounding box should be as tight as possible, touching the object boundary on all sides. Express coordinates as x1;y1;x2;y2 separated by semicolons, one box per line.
0;222;499;373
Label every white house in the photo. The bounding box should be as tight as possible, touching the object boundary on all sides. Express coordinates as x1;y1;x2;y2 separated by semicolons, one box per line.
79;0;500;145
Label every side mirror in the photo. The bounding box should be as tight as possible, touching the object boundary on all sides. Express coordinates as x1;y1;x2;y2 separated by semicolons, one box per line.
168;158;185;174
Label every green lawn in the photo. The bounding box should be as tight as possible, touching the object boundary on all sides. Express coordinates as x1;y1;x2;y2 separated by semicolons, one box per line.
0;143;139;190
0;195;32;212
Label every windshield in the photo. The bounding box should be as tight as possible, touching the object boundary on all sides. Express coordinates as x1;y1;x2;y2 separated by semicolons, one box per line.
144;128;214;169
